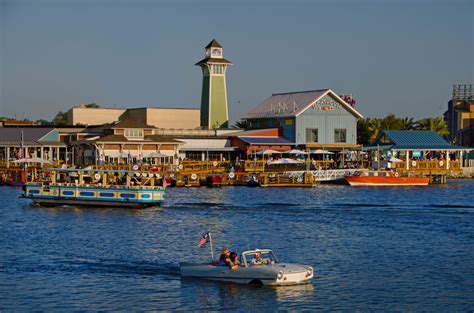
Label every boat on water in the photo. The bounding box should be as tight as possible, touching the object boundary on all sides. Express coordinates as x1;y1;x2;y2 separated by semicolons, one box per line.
180;249;314;286
22;168;166;208
345;170;430;186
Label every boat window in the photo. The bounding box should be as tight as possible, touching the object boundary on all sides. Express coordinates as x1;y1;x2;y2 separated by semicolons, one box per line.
243;251;278;266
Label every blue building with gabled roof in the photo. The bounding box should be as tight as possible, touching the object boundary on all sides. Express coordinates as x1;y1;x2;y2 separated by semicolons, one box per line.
244;89;363;150
365;130;471;172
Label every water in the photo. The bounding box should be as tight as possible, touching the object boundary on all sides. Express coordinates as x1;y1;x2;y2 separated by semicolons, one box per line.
1;181;473;311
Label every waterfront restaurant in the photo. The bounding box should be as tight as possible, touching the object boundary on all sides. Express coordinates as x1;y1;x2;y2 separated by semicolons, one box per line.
244;89;363;152
364;130;471;174
70;119;182;166
0;127;67;166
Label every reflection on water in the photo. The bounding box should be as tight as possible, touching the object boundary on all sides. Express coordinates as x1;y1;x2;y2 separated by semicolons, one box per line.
180;278;315;310
1;180;474;311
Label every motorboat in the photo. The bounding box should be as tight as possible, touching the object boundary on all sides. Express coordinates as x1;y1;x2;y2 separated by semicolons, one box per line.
345;170;429;186
180;249;314;286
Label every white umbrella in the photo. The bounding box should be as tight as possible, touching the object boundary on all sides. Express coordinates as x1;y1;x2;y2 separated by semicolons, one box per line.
388;157;403;162
268;158;303;165
12;157;52;164
310;149;334;154
285;149;309;155
256;149;282;155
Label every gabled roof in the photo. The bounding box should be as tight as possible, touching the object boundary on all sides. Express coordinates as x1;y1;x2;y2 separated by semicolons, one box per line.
245;89;363;119
205;39;223;49
367;130;470;150
0;127;57;145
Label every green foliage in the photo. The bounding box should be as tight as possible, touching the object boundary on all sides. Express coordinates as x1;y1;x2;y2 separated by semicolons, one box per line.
84;103;99;108
357;114;449;145
53;111;68;126
36;119;54;126
233;120;248;129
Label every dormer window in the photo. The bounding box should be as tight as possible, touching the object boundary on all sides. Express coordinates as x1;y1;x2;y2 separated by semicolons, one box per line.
124;129;144;139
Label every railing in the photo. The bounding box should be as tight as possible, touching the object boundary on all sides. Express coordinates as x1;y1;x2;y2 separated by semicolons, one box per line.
243;160;335;172
286;169;360;182
393;160;461;172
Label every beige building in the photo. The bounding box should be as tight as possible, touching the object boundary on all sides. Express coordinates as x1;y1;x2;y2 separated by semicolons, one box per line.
67;106;200;129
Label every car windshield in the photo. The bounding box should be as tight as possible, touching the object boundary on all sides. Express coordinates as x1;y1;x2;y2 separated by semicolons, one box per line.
244;251;278;266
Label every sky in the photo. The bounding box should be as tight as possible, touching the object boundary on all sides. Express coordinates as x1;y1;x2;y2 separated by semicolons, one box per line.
0;0;473;123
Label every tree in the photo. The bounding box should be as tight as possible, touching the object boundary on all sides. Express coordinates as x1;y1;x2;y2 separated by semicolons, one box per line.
381;113;403;130
357;118;372;145
53;111;68;126
368;118;384;141
36;119;53;126
84;103;99;108
415;117;448;138
233;120;248;129
401;117;415;130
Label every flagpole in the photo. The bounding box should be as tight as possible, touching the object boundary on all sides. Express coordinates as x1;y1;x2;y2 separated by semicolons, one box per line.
208;231;214;261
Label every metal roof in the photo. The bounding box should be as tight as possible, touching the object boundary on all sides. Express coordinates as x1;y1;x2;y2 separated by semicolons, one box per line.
367;130;470;150
245;89;363;119
0;127;56;145
205;39;223;49
238;137;295;145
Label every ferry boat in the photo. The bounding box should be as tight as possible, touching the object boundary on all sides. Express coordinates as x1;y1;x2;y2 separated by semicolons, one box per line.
22;168;166;208
345;170;430;186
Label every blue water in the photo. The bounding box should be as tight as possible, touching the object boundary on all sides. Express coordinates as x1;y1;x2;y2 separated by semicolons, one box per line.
1;181;473;311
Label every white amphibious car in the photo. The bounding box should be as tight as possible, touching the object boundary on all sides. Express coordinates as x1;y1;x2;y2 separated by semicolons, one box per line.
180;249;314;286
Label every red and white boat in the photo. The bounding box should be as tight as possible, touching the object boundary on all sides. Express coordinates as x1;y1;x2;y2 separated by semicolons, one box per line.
345;170;429;186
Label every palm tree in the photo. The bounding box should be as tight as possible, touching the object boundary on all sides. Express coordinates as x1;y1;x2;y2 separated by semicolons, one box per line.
233;120;248;129
415;117;448;138
368;118;383;141
401;117;415;130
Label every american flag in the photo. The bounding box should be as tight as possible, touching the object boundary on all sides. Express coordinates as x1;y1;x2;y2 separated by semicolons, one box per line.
17;130;24;159
196;232;210;248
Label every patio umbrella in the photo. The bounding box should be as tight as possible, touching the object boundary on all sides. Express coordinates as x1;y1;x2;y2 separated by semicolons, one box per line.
285;149;309;155
12;157;52;164
388;157;403;162
268;158;303;165
256;149;282;155
311;149;334;154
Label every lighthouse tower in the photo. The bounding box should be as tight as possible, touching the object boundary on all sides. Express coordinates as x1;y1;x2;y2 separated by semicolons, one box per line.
195;39;232;129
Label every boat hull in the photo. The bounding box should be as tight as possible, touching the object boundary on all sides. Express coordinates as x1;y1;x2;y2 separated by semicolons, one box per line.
23;183;165;208
345;176;429;186
180;262;313;286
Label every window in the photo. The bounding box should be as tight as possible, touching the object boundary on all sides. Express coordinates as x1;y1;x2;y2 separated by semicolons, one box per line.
285;119;293;126
334;129;346;143
306;128;318;143
124;129;143;139
212;64;224;74
212;48;222;56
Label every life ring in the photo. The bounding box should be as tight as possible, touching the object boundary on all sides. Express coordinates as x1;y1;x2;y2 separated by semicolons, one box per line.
394;172;399;177
190;173;198;180
439;160;444;166
135;172;141;177
178;164;183;170
132;165;139;171
94;173;101;180
213;161;218;167
155;174;161;179
411;161;417;167
296;176;303;183
312;160;316;166
142;172;148;177
228;172;235;179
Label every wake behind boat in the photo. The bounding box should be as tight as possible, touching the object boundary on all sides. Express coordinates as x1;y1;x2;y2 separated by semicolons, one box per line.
22;168;166;208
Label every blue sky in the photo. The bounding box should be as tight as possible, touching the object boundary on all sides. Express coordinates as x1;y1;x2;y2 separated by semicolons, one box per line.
1;0;473;123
